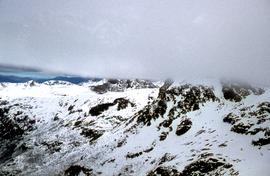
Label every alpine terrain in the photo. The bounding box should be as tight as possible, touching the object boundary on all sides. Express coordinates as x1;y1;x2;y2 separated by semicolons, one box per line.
0;79;269;176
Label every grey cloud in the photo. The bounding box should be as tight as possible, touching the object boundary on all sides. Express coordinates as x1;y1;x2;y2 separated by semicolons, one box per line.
0;0;270;84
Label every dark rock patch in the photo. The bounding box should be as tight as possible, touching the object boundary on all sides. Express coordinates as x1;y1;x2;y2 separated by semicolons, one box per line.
218;142;228;148
89;102;114;116
64;165;93;176
222;82;264;102
126;146;154;159
80;128;103;143
0;111;24;140
222;87;242;102
160;119;173;128
176;86;216;114
158;153;176;165
136;105;154;126
89;98;134;116
74;120;83;127
180;156;236;176
223;102;270;147
175;118;192;136
126;151;143;159
144;146;154;153
231;122;252;134
223;113;240;125
257;102;270;114
0;170;20;176
91;83;110;94
116;138;127;148
114;98;135;110
0;103;36;164
195;129;206;137
137;83;216;126
252;137;270;146
136;83;216;147
90;79;157;94
41;140;63;154
159;132;169;141
68;105;75;111
147;166;180;176
0;142;17;164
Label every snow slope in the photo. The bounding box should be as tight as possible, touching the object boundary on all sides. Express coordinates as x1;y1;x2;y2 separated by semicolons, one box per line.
0;79;269;176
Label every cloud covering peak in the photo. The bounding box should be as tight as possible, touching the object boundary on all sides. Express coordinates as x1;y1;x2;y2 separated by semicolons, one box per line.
0;0;270;84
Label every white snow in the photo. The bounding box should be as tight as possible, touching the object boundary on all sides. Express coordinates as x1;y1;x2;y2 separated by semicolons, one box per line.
0;80;269;176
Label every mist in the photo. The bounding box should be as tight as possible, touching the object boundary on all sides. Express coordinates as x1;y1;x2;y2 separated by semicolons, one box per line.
0;0;270;84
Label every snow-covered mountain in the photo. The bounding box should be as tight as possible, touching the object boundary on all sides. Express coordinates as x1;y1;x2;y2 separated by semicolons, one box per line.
0;79;269;176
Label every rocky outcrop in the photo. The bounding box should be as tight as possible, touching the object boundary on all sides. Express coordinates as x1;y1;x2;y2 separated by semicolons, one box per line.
223;102;270;147
147;154;237;176
0;101;36;164
89;98;134;116
90;79;157;94
80;128;104;143
180;155;236;175
147;166;180;176
0;80;269;175
137;83;216;126
43;80;73;86
41;140;63;154
175;118;192;136
64;165;93;176
222;82;264;102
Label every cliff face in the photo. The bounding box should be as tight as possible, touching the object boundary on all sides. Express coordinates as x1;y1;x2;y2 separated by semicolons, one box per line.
0;80;269;176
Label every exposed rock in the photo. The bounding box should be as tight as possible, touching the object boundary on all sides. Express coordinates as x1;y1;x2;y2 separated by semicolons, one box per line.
176;86;216;114
114;98;135;110
175;118;192;136
91;83;110;94
231;122;252;134
157;79;174;99
0;103;36;164
80;128;103;142
136;105;154;126
29;80;36;87
90;79;157;94
223;102;270;147
137;84;216;126
252;137;270;146
160;119;173;128
223;113;240;125
68;105;75;111
89;98;134;116
41;140;63;154
159;132;169;141
180;156;235;176
89;102;114;116
64;165;93;176
158;153;176;165
43;80;73;86
126;146;154;159
116;138;127;148
126;151;143;159
222;87;243;102
0;80;269;175
0;107;24;140
147;166;180;176
222;82;264;102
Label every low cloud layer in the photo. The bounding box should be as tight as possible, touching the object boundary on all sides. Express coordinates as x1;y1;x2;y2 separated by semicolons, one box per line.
0;0;269;84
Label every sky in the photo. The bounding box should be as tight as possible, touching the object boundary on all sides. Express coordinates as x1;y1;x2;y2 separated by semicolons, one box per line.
0;0;270;84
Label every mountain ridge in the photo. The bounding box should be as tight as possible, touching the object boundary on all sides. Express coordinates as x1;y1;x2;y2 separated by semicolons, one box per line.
0;79;269;175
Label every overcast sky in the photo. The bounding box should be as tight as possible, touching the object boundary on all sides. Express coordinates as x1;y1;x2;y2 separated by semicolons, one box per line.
0;0;269;84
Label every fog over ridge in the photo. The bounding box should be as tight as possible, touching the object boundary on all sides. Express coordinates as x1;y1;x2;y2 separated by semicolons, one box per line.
0;0;269;85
